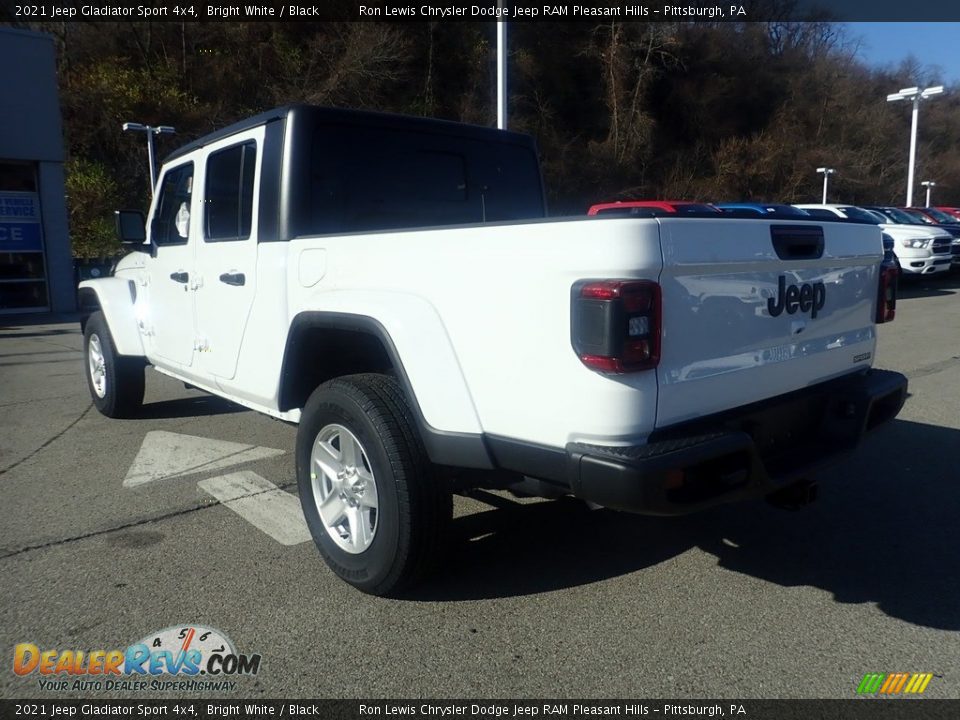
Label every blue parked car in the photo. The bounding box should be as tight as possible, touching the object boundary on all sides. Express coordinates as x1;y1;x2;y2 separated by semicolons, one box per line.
714;202;811;217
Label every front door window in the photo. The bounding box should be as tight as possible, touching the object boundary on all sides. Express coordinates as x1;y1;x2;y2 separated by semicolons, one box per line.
145;162;196;368
152;165;193;246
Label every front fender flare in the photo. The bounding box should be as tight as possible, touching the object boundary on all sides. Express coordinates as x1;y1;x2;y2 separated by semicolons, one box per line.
78;278;145;357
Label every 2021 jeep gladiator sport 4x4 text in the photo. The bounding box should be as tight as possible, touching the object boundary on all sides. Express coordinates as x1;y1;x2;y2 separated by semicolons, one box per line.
79;106;908;595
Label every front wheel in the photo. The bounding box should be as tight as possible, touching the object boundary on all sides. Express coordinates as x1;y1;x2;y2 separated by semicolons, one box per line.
83;311;145;418
296;374;451;596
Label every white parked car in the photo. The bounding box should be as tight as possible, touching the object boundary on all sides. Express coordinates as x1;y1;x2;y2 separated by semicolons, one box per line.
795;204;952;275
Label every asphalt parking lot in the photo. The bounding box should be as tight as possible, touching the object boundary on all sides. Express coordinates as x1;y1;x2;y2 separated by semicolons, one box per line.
1;274;959;700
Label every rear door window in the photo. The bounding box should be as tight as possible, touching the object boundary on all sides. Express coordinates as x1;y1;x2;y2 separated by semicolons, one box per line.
204;142;257;241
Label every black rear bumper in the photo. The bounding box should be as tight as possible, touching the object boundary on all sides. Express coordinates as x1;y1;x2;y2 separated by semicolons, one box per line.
565;369;908;515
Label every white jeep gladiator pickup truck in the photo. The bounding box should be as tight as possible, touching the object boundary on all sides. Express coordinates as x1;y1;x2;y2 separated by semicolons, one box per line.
80;106;908;595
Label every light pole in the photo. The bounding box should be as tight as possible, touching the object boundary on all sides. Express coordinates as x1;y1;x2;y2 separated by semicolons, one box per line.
122;122;176;195
817;167;836;203
886;85;944;207
496;4;507;129
921;181;936;207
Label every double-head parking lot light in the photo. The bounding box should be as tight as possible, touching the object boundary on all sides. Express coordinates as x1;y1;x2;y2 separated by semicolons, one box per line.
122;123;176;195
887;86;944;207
921;181;936;207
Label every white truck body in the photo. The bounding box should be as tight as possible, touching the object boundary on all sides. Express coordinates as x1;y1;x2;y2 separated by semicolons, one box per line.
79;106;908;593
106;216;886;448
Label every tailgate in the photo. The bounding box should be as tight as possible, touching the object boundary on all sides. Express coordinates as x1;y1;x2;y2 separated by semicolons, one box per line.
655;218;882;428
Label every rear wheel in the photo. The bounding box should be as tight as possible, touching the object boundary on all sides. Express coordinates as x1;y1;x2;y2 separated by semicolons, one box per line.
83;311;145;418
296;374;451;596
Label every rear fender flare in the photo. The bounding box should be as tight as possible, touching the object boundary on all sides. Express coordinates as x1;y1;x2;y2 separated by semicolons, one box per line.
280;294;491;469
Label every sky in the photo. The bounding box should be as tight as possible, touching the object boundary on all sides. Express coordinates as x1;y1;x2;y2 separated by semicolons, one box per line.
845;23;960;85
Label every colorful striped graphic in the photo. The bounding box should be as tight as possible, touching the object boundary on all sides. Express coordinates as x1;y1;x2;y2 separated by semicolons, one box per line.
857;672;934;695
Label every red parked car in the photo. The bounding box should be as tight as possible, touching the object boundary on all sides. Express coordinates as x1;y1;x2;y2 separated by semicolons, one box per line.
903;207;960;227
588;200;720;216
934;207;960;222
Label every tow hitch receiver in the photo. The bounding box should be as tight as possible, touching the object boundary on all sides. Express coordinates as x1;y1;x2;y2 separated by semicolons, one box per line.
767;480;819;511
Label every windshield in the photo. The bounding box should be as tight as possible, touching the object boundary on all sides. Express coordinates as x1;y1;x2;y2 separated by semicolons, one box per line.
903;209;936;224
838;206;881;224
719;204;809;216
880;207;925;224
922;207;958;224
673;204;719;214
770;205;810;216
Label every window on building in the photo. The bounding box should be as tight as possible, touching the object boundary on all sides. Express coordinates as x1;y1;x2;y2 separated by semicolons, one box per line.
0;161;47;311
0;163;37;192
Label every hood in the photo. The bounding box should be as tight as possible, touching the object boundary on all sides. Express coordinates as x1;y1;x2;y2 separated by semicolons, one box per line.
879;223;950;241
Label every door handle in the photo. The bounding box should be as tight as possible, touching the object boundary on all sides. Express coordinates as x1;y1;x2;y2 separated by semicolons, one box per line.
219;272;246;286
169;271;189;283
770;225;824;260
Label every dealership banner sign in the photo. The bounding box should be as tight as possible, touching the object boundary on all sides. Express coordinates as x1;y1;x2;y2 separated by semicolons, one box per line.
0;192;43;253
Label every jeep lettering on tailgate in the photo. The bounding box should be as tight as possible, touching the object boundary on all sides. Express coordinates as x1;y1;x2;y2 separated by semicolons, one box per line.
767;275;826;319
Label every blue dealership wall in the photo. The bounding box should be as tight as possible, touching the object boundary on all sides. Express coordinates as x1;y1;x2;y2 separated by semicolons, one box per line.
0;27;74;314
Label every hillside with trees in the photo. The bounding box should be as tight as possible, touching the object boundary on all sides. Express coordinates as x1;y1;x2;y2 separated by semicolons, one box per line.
9;18;960;257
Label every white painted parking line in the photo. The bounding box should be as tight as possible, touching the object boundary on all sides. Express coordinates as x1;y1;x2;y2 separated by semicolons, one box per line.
123;431;284;487
197;471;312;546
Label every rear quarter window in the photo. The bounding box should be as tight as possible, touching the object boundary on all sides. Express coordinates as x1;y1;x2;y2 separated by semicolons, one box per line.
306;124;543;234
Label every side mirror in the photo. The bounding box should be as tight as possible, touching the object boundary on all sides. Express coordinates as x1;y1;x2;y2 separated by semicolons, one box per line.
115;210;148;250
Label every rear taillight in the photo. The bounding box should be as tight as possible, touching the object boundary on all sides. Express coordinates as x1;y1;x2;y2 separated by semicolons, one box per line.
876;264;898;324
572;280;661;373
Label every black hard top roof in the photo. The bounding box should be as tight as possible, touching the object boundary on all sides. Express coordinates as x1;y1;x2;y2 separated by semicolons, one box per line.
164;104;535;163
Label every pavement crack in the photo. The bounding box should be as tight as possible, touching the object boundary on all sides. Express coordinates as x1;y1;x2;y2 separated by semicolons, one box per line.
0;481;298;560
0;401;94;477
0;502;218;560
0;392;87;409
162;445;264;480
905;356;960;380
42;341;81;353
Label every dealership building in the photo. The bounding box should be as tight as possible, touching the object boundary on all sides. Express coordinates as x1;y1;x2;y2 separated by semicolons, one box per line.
0;28;73;314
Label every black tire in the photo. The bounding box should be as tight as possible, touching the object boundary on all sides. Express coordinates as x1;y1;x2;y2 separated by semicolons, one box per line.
83;311;145;418
296;373;451;596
